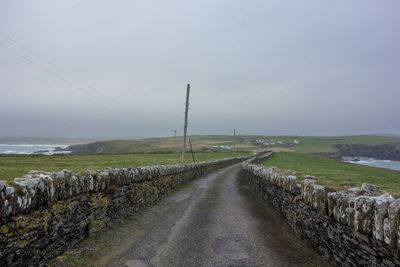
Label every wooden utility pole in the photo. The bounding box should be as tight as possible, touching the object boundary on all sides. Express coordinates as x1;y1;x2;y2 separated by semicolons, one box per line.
189;139;196;163
173;130;178;152
233;129;236;158
181;84;190;163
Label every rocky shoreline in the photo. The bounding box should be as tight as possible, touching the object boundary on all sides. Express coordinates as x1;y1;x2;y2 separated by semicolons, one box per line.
315;143;400;162
59;142;113;154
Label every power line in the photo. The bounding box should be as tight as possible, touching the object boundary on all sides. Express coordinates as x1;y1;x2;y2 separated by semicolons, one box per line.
0;40;120;115
0;41;66;83
0;32;131;117
0;41;98;102
0;32;123;110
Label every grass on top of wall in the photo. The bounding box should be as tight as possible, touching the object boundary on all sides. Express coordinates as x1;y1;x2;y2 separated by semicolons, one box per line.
262;152;400;198
0;152;251;183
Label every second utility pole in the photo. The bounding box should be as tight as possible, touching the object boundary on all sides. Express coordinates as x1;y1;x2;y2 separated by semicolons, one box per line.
173;130;178;153
181;84;190;164
233;129;236;158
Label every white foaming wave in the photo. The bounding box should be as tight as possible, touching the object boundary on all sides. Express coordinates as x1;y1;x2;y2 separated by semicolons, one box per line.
358;160;374;164
345;158;375;164
0;144;70;154
0;144;69;147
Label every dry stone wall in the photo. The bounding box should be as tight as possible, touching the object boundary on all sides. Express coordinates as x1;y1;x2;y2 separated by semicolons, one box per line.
242;152;400;266
0;156;251;266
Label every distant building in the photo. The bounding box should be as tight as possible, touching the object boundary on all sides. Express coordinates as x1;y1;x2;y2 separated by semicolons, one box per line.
293;139;300;144
203;144;231;152
255;139;276;146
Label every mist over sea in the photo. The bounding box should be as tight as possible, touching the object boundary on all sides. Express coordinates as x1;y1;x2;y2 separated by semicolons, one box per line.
0;144;70;155
343;157;400;171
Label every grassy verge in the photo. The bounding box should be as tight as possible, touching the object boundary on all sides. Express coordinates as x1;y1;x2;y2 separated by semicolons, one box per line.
262;152;400;198
0;152;250;182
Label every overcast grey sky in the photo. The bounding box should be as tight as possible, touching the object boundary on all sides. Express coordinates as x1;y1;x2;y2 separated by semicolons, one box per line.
0;0;399;138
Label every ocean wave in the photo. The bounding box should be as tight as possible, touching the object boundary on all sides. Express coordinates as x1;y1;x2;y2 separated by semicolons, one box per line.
0;144;69;148
357;161;375;164
344;159;376;164
347;161;375;165
0;144;70;155
344;158;400;171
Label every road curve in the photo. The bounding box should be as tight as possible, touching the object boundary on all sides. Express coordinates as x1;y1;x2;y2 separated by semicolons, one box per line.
106;164;329;267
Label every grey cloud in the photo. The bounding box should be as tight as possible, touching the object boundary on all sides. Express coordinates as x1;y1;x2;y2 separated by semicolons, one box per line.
0;0;399;138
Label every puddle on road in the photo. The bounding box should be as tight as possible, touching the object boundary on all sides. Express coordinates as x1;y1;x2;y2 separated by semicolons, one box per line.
170;193;191;203
124;259;151;267
213;238;250;260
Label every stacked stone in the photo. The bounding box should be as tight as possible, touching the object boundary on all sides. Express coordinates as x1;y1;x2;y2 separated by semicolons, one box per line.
0;157;250;220
0;155;252;266
242;153;400;266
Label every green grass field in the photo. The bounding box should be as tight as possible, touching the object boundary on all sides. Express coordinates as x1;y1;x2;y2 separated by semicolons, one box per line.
263;152;400;198
88;135;400;154
0;152;250;182
69;135;260;154
2;134;399;190
64;135;400;155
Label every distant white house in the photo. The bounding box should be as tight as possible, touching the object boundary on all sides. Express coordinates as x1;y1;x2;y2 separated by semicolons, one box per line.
211;145;231;150
293;139;300;144
276;141;283;145
255;139;276;146
203;144;231;152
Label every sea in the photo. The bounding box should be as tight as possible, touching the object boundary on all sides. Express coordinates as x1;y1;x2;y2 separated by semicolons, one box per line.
343;157;400;171
0;144;71;155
